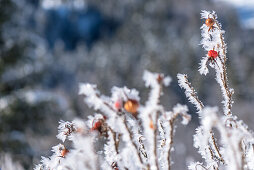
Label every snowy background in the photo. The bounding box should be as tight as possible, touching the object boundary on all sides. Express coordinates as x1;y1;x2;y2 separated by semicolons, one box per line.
0;0;254;169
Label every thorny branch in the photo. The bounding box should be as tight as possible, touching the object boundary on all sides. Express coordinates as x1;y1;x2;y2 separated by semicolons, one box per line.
123;115;145;167
168;119;174;170
212;16;233;116
182;74;204;109
153;112;159;170
179;74;224;164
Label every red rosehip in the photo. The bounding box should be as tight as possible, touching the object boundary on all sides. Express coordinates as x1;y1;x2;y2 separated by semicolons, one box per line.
114;100;122;110
60;148;69;158
149;120;154;129
92;121;102;131
208;50;218;59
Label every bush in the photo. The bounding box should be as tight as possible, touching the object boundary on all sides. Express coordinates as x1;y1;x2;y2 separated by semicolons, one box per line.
34;10;254;170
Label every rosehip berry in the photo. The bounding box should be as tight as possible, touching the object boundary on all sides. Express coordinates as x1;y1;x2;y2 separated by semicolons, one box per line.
91;118;108;136
205;18;216;32
149;120;154;129
124;99;139;114
205;18;215;27
208;50;218;59
114;100;122;110
92;121;102;131
157;74;163;83
61;148;69;158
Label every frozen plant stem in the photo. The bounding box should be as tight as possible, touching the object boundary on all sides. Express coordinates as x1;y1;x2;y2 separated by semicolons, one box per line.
177;74;224;164
109;128;120;154
184;11;254;170
209;13;233;117
211;132;224;164
215;24;233;117
177;74;204;112
165;109;191;170
154;112;159;170
123;115;144;167
167;119;174;170
153;81;163;170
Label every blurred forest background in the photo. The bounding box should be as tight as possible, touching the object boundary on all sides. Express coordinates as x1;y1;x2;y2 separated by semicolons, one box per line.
0;0;254;169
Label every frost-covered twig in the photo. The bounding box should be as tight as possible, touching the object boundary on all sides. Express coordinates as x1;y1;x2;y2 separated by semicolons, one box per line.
140;71;172;170
200;10;233;117
158;104;191;170
193;107;253;170
168;104;191;170
177;73;224;165
185;10;254;170
122;114;144;166
177;74;204;113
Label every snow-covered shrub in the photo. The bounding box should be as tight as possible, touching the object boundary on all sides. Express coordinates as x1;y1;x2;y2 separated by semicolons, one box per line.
178;10;254;170
35;10;254;170
35;70;191;170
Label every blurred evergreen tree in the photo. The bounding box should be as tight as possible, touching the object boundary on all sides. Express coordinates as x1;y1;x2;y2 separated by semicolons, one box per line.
0;0;64;168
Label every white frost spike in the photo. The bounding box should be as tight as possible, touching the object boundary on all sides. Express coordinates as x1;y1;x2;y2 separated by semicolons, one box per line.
193;127;217;169
200;107;218;132
199;56;209;75
111;86;140;102
79;83;117;120
157;116;171;170
177;74;203;114
196;106;254;170
56;120;73;142
200;10;217;19
78;83;102;111
63;135;98;170
104;131;119;167
72;119;86;132
172;104;190;125
57;119;87;142
51;143;65;156
143;70;172;88
79;83;98;96
192;107;220;170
